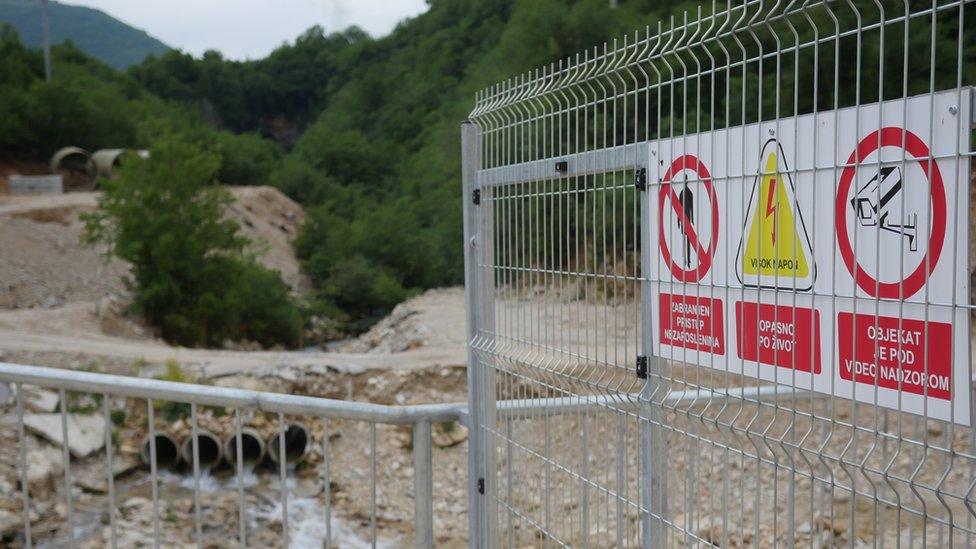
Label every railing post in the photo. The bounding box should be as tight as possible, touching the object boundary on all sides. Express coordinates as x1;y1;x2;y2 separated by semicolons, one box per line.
640;150;667;548
461;120;488;548
413;420;433;548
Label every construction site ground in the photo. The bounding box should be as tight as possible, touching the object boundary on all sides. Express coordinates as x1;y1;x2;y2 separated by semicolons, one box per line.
0;188;471;546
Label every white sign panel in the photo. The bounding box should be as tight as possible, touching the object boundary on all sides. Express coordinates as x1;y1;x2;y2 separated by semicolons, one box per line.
649;89;972;425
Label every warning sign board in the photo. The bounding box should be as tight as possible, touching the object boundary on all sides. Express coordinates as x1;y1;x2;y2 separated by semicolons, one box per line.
648;88;971;425
736;140;815;290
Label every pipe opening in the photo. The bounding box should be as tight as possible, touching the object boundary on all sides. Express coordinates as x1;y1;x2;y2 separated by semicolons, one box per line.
141;434;180;469
224;428;266;467
268;424;309;464
182;431;223;470
49;146;95;190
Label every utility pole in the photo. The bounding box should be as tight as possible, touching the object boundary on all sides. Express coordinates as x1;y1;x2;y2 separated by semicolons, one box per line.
41;0;51;81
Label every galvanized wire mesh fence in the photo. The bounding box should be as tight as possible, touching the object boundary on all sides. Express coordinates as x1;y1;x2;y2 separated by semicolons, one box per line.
465;1;976;546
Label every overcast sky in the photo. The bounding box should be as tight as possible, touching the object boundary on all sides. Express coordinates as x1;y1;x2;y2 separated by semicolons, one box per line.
59;0;429;60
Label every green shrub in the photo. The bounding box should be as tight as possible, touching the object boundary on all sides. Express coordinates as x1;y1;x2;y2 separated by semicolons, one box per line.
83;130;302;348
110;409;126;426
159;358;187;383
156;358;190;420
317;255;410;332
215;131;282;186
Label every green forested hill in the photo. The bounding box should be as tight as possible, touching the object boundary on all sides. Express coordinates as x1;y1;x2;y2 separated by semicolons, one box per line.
0;0;169;69
130;0;698;330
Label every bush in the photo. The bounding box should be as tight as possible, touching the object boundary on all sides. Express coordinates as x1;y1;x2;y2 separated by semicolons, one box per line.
318;255;410;332
83;130;302;348
215;131;282;186
220;259;304;347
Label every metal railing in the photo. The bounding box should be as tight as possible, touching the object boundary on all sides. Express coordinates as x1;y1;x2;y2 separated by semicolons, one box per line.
465;0;976;547
0;361;463;548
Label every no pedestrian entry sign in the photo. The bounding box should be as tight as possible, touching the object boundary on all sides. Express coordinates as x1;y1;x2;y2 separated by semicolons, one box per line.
648;89;972;425
658;154;718;284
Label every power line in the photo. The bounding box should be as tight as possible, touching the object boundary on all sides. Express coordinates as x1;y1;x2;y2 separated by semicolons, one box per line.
41;0;51;81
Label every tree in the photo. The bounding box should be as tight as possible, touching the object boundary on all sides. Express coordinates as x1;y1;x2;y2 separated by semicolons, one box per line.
83;130;302;348
214;131;282;186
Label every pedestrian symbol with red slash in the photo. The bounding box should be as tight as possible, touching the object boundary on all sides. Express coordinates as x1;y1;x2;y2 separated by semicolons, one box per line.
658;154;719;283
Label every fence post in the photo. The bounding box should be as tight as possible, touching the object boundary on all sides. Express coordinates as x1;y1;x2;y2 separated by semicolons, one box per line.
413;420;433;548
461;120;486;548
640;153;667;548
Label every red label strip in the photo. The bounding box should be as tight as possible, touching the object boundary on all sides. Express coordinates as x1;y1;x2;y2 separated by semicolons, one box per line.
838;312;951;400
659;293;725;355
735;301;821;373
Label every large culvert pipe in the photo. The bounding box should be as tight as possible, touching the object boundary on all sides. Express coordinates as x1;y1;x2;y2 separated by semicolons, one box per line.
180;430;223;470
49;146;95;191
267;423;310;465
140;433;180;469
224;427;266;469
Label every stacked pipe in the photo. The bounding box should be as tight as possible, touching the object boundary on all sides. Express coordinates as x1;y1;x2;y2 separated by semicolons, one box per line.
224;427;266;468
139;420;310;471
181;430;223;470
267;423;311;465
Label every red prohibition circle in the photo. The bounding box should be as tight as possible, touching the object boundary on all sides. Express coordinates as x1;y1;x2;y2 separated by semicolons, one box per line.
835;127;946;299
658;154;719;283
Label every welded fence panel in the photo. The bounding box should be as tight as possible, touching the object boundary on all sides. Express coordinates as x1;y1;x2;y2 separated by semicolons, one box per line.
465;1;976;547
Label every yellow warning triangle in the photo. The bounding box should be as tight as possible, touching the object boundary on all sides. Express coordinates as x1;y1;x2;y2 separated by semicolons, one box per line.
736;139;815;290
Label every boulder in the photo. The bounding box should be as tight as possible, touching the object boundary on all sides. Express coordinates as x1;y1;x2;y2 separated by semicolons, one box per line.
432;422;468;448
23;413;105;458
20;387;60;413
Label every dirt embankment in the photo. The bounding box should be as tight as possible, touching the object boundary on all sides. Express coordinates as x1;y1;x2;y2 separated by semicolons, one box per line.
336;287;466;354
0;185;324;358
0;193;126;310
0;186;308;311
224;185;308;294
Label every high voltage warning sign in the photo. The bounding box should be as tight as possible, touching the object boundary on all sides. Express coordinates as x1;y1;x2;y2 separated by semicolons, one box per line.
735;139;815;290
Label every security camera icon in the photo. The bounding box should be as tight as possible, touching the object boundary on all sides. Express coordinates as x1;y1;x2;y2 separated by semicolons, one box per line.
850;166;918;252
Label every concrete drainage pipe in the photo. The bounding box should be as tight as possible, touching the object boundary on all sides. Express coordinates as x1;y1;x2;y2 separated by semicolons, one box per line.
180;430;224;470
140;433;181;469
267;423;310;465
224;427;266;469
